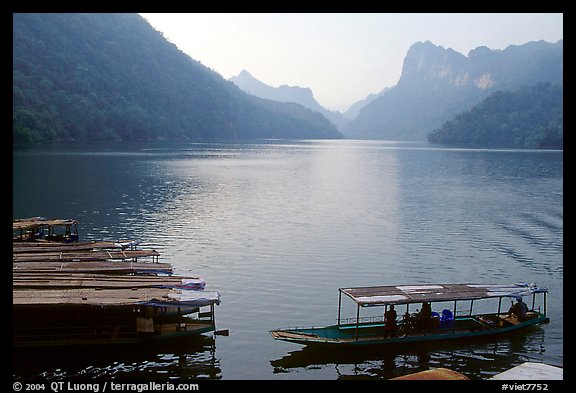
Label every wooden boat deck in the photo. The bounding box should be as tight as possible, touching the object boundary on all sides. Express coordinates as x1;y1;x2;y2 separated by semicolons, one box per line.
499;314;522;325
13;249;159;262
13;241;136;253
13;287;219;306
12;272;204;289
13;260;173;274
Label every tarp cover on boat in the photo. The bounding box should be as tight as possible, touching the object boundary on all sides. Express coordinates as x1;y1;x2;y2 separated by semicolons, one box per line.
158;289;221;307
340;283;547;306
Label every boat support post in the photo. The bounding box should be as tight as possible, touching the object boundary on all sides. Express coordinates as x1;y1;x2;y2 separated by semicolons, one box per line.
338;289;342;327
355;303;360;341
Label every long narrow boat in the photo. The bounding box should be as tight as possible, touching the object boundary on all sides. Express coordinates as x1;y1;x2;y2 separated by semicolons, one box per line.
12;240;139;253
13;283;221;347
12;248;160;263
12;272;206;290
13;260;173;275
270;283;549;346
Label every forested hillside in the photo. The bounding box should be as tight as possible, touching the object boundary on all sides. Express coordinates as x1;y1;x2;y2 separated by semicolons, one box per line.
427;83;563;149
344;40;563;141
13;13;341;146
230;70;349;130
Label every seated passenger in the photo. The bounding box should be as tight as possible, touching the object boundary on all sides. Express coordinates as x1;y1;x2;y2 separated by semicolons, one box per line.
416;302;432;330
384;305;397;338
508;296;528;322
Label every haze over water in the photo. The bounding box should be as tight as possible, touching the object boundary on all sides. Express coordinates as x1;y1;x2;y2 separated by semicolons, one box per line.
13;140;563;380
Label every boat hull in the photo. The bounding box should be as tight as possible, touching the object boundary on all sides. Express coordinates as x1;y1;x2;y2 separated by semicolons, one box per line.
271;313;549;346
13;304;216;348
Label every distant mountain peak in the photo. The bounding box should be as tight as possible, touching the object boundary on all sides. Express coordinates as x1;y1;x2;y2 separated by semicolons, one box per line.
400;41;468;85
230;70;349;130
345;39;563;140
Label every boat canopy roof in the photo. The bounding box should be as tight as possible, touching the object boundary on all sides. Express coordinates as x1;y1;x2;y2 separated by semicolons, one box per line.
13;218;78;231
340;283;547;306
13;287;220;308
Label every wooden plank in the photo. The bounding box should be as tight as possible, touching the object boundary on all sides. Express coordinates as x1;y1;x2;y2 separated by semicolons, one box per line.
136;317;155;333
13;249;160;262
13;241;129;253
13;287;178;305
12;261;173;274
13;272;204;289
13;287;219;306
499;314;521;325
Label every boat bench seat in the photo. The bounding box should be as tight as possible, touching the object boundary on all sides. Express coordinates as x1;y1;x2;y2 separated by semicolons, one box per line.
499;311;538;325
499;314;520;325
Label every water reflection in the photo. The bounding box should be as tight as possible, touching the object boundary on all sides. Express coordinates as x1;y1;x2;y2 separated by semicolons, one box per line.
13;335;222;380
13;141;563;379
270;326;550;380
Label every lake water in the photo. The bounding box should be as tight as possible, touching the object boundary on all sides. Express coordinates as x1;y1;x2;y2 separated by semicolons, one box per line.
12;140;563;380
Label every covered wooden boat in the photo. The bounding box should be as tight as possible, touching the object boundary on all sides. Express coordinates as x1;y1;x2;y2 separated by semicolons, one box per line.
13;217;79;243
13;278;221;347
12;229;222;347
270;283;549;346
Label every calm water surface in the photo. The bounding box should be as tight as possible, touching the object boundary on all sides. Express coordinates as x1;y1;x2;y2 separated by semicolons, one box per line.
12;140;563;380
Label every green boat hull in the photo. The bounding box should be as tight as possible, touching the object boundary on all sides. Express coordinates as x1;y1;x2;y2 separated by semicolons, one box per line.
271;312;549;346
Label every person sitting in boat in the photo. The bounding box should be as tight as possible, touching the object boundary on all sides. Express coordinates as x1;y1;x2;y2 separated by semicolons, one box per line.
401;310;415;334
508;296;528;322
416;302;432;330
384;305;397;338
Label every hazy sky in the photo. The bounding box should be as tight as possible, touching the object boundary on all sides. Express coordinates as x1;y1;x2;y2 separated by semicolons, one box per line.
140;13;563;112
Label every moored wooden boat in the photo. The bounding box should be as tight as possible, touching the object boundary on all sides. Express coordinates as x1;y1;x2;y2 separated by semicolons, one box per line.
12;272;206;290
270;283;549;346
12;217;223;348
13;303;220;347
12;240;139;253
12;248;160;263
13;217;79;243
13;281;221;347
13;260;173;275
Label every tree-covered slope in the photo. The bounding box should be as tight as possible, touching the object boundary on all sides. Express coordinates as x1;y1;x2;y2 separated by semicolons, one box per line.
230;69;349;130
13;13;341;146
344;40;563;141
427;83;563;149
